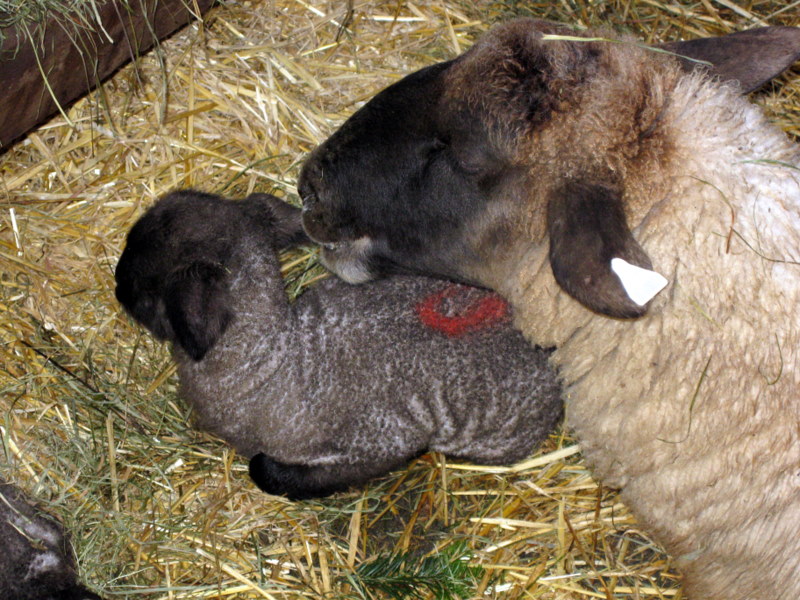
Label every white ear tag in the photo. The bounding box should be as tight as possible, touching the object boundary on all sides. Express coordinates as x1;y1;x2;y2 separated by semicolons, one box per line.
610;258;668;306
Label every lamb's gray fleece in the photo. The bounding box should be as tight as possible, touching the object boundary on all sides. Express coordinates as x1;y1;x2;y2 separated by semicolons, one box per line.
114;190;562;499
0;479;102;600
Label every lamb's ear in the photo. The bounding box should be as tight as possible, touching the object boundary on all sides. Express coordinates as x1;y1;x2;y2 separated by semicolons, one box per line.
658;26;800;93
547;181;667;319
164;262;233;361
245;193;310;248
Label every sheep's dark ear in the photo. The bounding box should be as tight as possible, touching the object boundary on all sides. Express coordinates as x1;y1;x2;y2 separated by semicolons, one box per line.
659;26;800;93
245;193;310;248
164;263;232;361
547;182;667;319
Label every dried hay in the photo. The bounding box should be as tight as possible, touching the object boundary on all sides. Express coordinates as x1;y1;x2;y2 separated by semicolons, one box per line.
0;0;119;43
0;1;797;598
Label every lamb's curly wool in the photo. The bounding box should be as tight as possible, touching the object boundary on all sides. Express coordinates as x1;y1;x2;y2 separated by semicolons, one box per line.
115;191;563;500
296;20;800;598
0;479;102;600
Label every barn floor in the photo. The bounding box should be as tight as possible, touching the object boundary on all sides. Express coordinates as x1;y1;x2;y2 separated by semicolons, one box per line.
0;1;797;598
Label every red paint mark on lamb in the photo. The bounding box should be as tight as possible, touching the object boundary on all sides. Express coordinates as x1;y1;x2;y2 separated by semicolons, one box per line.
415;285;509;337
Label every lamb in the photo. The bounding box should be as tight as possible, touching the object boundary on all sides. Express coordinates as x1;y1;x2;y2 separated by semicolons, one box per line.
0;478;102;600
114;190;563;500
296;20;800;599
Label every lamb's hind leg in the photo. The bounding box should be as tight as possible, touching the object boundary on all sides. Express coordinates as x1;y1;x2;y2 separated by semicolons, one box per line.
248;453;413;500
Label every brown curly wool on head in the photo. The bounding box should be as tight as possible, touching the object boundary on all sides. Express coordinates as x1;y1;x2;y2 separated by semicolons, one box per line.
438;19;683;317
441;20;608;150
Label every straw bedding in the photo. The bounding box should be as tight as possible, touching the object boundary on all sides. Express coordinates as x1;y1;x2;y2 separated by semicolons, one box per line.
0;0;216;147
0;1;797;598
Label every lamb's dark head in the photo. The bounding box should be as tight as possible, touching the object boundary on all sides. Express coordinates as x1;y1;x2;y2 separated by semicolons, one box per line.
299;19;800;318
115;190;307;360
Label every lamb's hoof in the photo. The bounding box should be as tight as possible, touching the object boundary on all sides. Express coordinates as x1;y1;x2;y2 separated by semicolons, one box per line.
248;453;344;500
60;586;105;600
249;453;292;497
249;453;322;500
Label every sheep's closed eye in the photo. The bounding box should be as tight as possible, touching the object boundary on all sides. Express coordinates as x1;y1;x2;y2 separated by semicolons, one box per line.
421;136;490;177
449;148;490;176
435;126;503;178
445;143;508;186
424;136;484;176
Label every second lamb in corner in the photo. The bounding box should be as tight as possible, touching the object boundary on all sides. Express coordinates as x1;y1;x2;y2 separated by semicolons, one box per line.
114;190;563;500
0;478;103;600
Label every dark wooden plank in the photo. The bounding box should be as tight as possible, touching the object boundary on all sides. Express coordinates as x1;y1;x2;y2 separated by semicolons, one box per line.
0;0;216;148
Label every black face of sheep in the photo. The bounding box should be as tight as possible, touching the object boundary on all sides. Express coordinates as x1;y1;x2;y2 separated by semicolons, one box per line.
299;22;800;318
299;59;532;288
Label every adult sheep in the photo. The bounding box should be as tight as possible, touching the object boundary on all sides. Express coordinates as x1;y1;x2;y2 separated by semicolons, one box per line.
115;190;563;500
297;19;800;600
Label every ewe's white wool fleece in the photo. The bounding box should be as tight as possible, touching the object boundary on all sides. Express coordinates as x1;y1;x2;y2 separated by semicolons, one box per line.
509;73;800;600
293;17;800;595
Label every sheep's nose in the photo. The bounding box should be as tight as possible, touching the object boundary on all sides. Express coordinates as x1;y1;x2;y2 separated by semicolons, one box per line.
301;207;332;243
298;179;317;212
301;193;317;213
298;157;324;210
